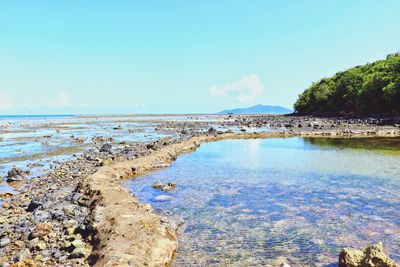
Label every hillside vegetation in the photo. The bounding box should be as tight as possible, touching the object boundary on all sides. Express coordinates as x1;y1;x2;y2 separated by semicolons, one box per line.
294;53;400;115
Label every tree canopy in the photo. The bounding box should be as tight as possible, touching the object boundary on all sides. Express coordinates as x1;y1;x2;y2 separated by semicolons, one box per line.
294;53;400;115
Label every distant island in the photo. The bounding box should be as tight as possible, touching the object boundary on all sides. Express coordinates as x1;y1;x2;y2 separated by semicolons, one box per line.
218;104;293;114
294;53;400;116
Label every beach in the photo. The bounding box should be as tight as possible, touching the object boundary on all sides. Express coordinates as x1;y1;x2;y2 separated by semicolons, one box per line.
0;114;399;266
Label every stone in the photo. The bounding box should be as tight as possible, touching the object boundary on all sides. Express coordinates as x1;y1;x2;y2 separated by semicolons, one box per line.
32;210;51;223
151;181;176;192
28;238;40;249
100;143;112;153
6;168;30;181
162;182;176;192
339;242;398;267
69;239;91;258
66;226;77;235
154;195;172;202
13;248;32;262
34;241;46;250
101;158;113;166
70;246;90;258
9;259;36;267
0;238;10;247
151;181;163;190
26;201;41;212
15;241;25;247
35;223;52;237
63;206;75;216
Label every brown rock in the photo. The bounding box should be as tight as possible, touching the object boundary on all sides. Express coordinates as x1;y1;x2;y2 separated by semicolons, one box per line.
10;259;37;267
339;242;398;267
35;223;53;238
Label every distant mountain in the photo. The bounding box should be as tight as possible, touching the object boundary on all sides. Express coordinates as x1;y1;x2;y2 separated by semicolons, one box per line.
218;104;293;114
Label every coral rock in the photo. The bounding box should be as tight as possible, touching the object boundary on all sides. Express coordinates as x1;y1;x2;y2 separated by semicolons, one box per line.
339;242;398;267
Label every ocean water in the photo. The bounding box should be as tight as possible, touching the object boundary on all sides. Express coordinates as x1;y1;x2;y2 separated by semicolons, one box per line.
125;137;400;266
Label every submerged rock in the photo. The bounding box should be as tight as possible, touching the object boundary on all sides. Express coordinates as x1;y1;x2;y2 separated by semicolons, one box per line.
151;181;176;192
152;180;163;190
154;195;172;202
339;242;398;267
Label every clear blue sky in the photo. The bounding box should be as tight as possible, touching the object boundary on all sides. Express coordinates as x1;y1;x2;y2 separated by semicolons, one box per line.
0;1;399;114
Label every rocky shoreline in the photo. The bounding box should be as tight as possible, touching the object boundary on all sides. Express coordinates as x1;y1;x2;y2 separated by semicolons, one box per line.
1;115;399;266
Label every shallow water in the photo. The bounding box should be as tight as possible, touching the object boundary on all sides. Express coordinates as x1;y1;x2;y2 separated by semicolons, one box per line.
125;137;400;266
0;115;235;194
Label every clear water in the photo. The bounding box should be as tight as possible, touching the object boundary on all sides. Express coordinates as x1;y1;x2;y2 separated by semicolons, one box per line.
0;115;233;194
125;137;400;267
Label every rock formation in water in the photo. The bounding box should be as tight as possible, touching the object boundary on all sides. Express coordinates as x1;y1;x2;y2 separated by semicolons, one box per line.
338;242;398;267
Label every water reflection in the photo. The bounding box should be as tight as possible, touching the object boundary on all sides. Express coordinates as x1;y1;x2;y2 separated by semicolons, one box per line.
125;137;400;266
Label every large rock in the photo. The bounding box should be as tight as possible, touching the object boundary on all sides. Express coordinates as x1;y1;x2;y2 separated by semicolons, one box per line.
339;242;398;267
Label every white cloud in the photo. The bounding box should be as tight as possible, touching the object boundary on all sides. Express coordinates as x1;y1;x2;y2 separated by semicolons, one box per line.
47;93;71;108
0;92;12;111
209;74;264;104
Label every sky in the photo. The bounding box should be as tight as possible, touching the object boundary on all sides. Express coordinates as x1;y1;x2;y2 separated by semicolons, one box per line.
0;1;399;115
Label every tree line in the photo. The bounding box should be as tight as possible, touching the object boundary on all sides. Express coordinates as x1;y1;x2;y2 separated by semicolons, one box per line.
294;53;400;115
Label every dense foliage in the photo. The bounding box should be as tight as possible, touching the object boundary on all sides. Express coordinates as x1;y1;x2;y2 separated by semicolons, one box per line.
294;53;400;115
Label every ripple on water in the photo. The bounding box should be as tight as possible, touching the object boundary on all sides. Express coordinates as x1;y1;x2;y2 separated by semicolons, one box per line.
125;137;400;267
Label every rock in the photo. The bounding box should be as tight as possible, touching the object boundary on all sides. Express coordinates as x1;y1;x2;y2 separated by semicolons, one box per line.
100;143;112;153
154;195;172;202
70;246;90;258
31;210;51;223
161;183;176;192
26;201;41;212
339;242;398;267
34;241;46;250
146;143;156;150
0;192;13;198
13;248;32;262
35;223;52;237
101;158;113;166
152;162;170;168
15;241;25;248
6;168;30;182
9;259;36;267
0;238;11;247
69;239;91;258
63;206;75;216
28;238;39;249
151;181;176;192
151;181;163;190
208;127;216;133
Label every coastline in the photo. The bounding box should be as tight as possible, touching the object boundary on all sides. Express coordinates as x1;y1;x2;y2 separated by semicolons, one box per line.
80;129;400;266
1;115;399;266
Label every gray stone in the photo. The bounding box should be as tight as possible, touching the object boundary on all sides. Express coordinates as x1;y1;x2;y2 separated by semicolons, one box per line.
0;238;10;247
